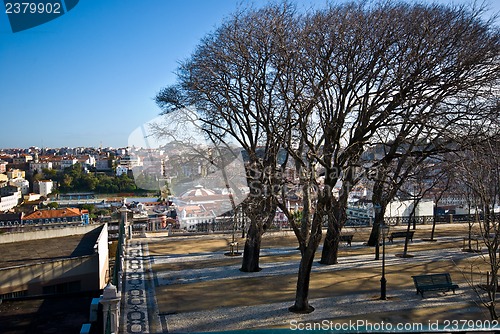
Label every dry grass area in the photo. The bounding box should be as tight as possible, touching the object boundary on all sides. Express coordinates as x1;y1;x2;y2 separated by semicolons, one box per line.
147;223;494;328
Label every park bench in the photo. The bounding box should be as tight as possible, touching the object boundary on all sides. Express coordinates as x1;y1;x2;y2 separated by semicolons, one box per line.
388;230;414;243
339;234;354;246
412;273;459;298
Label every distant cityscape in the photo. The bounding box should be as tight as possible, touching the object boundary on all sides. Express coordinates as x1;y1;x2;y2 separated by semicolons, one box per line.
0;143;249;232
0;143;486;234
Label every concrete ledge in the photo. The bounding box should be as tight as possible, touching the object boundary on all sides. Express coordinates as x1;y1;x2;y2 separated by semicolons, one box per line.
0;224;103;244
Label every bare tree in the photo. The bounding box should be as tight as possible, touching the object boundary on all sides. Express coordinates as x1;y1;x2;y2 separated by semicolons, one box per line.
277;1;500;266
155;3;297;272
458;137;500;320
154;0;499;314
280;1;499;311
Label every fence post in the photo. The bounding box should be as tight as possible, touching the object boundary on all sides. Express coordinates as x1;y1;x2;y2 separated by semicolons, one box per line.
100;283;121;334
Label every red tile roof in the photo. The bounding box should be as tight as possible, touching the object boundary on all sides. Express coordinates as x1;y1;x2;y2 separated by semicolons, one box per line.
24;208;82;220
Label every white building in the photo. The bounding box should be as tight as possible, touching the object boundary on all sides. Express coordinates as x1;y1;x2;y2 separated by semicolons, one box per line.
61;158;79;170
79;155;96;168
118;155;141;169
38;180;54;197
29;161;53;172
385;199;434;218
0;160;7;174
178;204;216;231
116;166;129;176
347;205;373;220
9;178;30;195
0;192;21;212
24;193;42;202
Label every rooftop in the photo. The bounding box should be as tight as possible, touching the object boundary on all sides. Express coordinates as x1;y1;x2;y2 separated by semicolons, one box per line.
0;293;99;334
180;185;217;198
0;227;101;269
23;208;81;220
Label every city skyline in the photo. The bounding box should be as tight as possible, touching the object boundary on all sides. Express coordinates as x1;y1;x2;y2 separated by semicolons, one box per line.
1;0;498;149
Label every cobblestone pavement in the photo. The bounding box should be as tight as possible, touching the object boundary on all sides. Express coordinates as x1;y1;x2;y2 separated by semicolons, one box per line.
121;239;162;333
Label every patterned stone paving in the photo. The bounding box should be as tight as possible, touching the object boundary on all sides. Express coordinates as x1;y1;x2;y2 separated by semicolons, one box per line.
121;239;162;333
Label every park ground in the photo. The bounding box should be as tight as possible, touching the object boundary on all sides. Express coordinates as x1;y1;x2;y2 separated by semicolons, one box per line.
125;223;498;333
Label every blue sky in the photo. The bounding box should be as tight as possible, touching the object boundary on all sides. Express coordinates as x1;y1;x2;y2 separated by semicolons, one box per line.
1;0;498;149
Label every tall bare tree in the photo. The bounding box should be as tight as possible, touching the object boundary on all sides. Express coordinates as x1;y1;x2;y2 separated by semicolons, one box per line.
155;0;499;314
457;137;500;320
155;4;297;272
315;2;500;264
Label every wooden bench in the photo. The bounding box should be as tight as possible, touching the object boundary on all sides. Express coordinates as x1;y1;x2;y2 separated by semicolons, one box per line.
388;230;414;243
339;234;354;246
412;273;459;297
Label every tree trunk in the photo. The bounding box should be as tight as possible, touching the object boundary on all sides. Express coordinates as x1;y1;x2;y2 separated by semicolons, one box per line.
368;206;386;247
467;223;473;250
401;215;413;257
368;183;386;247
320;197;347;265
429;217;437;241
289;245;317;313
289;211;323;313
320;220;340;265
240;220;262;272
240;198;275;272
487;302;498;321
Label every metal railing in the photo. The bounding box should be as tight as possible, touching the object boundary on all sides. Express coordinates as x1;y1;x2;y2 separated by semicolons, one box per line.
112;219;125;286
188;213;498;235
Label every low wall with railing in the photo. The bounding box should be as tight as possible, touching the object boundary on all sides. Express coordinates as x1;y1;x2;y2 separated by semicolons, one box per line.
185;214;489;235
0;223;103;244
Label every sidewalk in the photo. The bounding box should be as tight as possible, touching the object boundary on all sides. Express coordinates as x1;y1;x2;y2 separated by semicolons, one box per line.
120;239;162;334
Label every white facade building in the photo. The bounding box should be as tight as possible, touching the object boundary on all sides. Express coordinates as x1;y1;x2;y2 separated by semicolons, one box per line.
80;155;96;168
0;192;21;212
385;199;434;218
116;166;129;176
118;155;141;169
0;160;7;174
29;161;53;172
38;180;54;197
60;158;79;170
9;178;30;195
178;205;216;231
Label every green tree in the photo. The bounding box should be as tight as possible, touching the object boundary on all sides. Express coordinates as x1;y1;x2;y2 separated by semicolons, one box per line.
46;202;59;209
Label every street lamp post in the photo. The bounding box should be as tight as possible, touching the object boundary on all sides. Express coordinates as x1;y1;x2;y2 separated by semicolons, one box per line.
374;204;381;260
380;222;388;300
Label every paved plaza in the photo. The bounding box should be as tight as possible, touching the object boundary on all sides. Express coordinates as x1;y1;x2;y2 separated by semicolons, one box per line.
120;225;492;333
